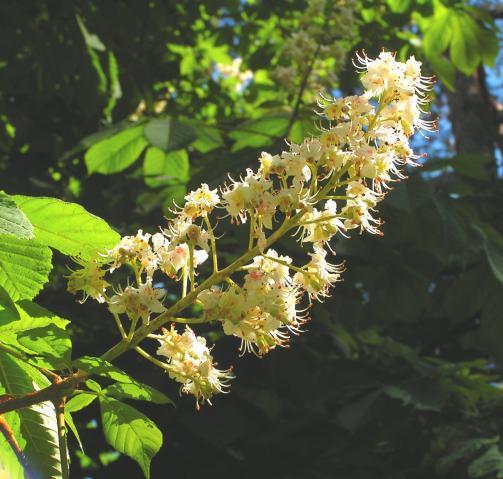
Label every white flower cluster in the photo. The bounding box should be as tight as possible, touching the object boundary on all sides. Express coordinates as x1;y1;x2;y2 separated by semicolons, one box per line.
68;52;434;406
155;325;233;408
199;250;307;355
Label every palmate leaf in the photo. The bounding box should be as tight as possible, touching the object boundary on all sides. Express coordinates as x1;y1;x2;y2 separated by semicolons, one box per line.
0;351;62;479
0;191;33;239
99;396;162;479
0;235;52;302
13;196;120;260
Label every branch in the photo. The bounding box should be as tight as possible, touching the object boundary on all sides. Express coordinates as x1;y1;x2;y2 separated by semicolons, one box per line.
54;397;70;479
0;373;83;415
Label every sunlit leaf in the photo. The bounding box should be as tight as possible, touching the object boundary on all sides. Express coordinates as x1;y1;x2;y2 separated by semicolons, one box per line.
143;147;189;187
0;351;62;479
0;236;52;302
0;191;33;239
85;126;148;175
14;195;120;259
100;396;162;478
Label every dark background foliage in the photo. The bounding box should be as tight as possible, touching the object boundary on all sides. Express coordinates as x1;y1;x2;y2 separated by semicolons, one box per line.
1;0;503;478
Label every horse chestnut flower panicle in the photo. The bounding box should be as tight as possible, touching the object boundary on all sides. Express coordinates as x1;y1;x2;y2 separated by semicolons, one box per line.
68;52;434;406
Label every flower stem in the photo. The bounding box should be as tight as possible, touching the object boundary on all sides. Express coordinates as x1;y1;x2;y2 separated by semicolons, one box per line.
182;266;188;298
204;215;219;273
134;346;171;372
127;317;138;343
112;313;127;339
248;210;255;250
262;254;314;276
188;243;195;292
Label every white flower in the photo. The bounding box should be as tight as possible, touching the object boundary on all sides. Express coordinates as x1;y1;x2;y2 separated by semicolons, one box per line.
107;230;156;274
244;249;292;285
156;325;232;407
356;51;402;97
183;184;220;218
156;243;208;278
300;200;344;243
108;280;165;324
67;257;109;303
293;244;343;300
221;169;274;224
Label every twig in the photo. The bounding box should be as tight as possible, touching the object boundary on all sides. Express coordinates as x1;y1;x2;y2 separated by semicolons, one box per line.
54;396;70;479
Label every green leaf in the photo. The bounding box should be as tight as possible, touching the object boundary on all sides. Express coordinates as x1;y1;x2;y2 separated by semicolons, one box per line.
0;409;24;479
76;14;106;52
387;0;411;14
86;379;102;393
436;436;499;472
162;185;187;215
453;153;489;180
13;195;120;259
66;392;98;413
144;117;196;153
468;445;503;478
100;396;162;478
384;378;450;412
85;125;148;175
422;9;452;56
229;113;289;152
428;56;456;91
441;266;489;324
0;351;62;478
0;284;20;319
334;390;380;434
0;301;71;369
64;411;84;452
473;225;503;284
477;27;499;67
143;147;189;187
188;122;224;153
0;300;69;331
16;325;72;368
288;119;317;144
0;235;52;301
73;356;136;383
104;382;173;405
75;356;172;404
104;51;122;121
449;11;481;75
0;191;33;239
485;239;503;285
